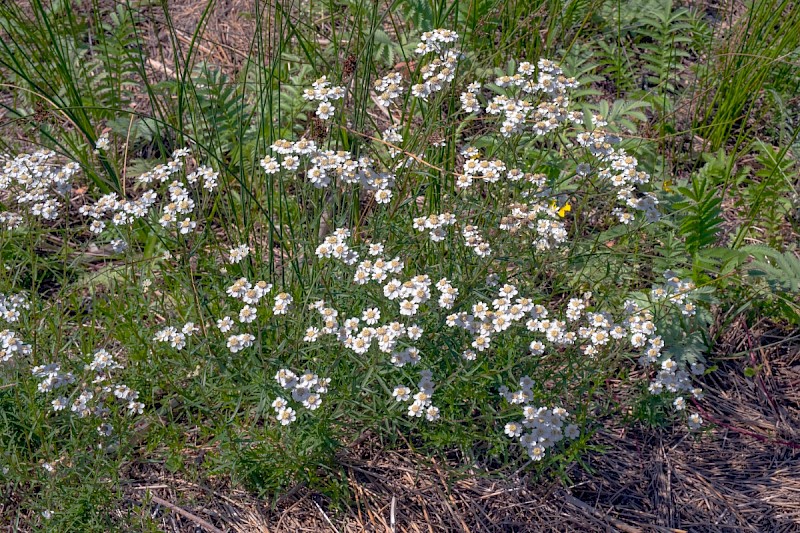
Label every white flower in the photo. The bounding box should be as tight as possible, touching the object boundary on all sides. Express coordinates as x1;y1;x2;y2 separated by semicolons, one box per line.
564;424;580;439
282;155;300;170
362;307;381;325
276;407;296;425
217;316;234;333
425;405;440;421
528;444;546;461
239;305;258;323
110;239;127;252
51;397;67;411
406;324;423;340
303;327;320;342
95;133;110;151
392;386;411;401
399;300;418;316
272;397;288;411
229;244;250;264
504;422;523;438
316;101;335;120
407;400;425;418
178;218;196;234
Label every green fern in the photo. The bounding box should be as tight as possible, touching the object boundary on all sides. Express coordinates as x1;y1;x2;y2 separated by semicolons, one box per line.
372;29;404;67
638;0;694;95
745;245;800;293
735;140;798;245
399;0;434;32
84;4;143;112
585;99;651;132
187;64;253;161
674;164;724;257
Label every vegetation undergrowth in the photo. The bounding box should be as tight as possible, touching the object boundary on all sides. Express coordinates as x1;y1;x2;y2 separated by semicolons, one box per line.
0;0;798;530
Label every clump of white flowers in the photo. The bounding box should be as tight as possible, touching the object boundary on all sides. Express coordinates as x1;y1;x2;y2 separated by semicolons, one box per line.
315;227;360;264
651;270;698;317
456;57;660;229
631;271;706;427
0;25;720;481
461;225;492;257
264;139;396;203
228;243;250;264
273;368;330;425
32;347;144;436
374;72;404;107
0;292;31;363
413;213;456;242
0;150;80;229
0;292;28;325
500;376;580;461
0;329;30;363
78;145;218;245
393;370;440;421
412;29;461;100
302;75;346;120
153;322;200;351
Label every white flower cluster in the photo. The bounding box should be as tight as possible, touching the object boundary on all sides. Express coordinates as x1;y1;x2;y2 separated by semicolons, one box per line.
354;255;404;285
32;364;75;395
272;368;331;425
392;369;440;421
0;150;80;229
0;329;30;363
374;72;404;107
228;243;250;264
382;128;404;158
222;277;277;351
33;348;143;435
457;58;658;225
1;293;31;364
458;148;507;187
266;139;396;203
500;199;569;251
0;292;28;325
479;59;578;138
651;270;697;316
412;29;460;100
500;377;579;461
577;136;661;224
413;212;456;241
629;272;705;428
153;322;200;350
462;225;492;257
306;299;423;366
302;76;346;120
435;277;459;309
315;227;360;264
153;276;285;357
446;284;533;353
459;82;482;113
79;147;217;241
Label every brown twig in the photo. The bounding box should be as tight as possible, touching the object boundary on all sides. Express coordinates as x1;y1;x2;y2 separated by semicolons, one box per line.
145;494;225;533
